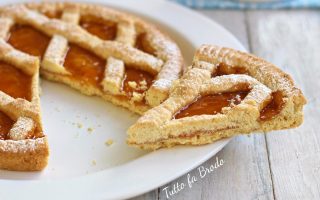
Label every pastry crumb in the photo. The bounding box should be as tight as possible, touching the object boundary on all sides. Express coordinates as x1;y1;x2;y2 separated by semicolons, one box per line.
77;123;83;129
87;127;94;133
105;139;114;146
131;92;144;102
128;81;138;89
139;80;148;90
91;160;96;166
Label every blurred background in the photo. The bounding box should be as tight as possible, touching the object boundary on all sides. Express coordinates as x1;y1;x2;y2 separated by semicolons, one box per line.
172;0;320;9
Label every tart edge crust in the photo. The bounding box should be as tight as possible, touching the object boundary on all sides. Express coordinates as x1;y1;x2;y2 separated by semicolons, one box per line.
0;137;48;171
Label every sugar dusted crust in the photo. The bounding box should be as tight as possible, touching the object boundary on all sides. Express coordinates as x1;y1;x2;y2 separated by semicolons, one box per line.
0;137;48;171
127;45;306;150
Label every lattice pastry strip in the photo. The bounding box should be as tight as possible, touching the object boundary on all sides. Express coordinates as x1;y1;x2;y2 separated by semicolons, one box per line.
101;19;136;95
42;7;80;75
116;21;136;46
0;40;39;75
144;33;184;107
8;117;35;140
101;57;125;95
0;17;13;40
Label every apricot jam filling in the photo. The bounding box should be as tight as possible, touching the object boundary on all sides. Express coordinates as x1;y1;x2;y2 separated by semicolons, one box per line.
63;43;154;100
0;111;14;140
64;44;106;87
135;33;157;56
174;91;249;119
0;62;32;101
260;91;285;121
80;16;117;40
42;10;62;19
122;68;154;97
213;63;248;77
7;24;50;58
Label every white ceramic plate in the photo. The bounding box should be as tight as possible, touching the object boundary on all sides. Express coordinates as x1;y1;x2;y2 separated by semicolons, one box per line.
0;0;245;199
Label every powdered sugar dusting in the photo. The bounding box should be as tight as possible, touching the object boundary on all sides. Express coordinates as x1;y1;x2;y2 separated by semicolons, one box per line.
0;137;46;153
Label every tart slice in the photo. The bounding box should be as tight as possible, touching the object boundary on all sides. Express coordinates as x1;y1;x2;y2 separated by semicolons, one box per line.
127;45;306;150
0;40;48;171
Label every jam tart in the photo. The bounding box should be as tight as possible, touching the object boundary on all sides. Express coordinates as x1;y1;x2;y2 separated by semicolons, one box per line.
0;2;183;171
127;45;306;150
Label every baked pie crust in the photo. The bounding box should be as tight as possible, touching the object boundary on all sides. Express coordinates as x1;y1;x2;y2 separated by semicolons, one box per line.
0;2;183;171
127;45;306;150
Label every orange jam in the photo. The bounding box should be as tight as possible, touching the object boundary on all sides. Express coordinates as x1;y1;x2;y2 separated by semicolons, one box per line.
0;111;14;140
42;10;62;19
122;68;154;96
213;63;247;77
260;91;285;121
30;126;43;139
7;24;50;58
64;44;106;87
80;17;117;40
174;91;248;119
135;33;156;56
0;62;32;101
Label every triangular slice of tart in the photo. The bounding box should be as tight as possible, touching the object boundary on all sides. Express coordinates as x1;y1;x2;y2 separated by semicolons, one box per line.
127;45;306;150
0;40;48;171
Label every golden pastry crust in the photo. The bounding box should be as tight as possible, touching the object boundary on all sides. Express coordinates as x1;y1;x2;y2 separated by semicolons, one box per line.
0;138;48;171
127;45;306;150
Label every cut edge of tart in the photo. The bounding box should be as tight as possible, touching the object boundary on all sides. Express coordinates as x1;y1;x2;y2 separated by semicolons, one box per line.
127;45;307;150
0;40;48;171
